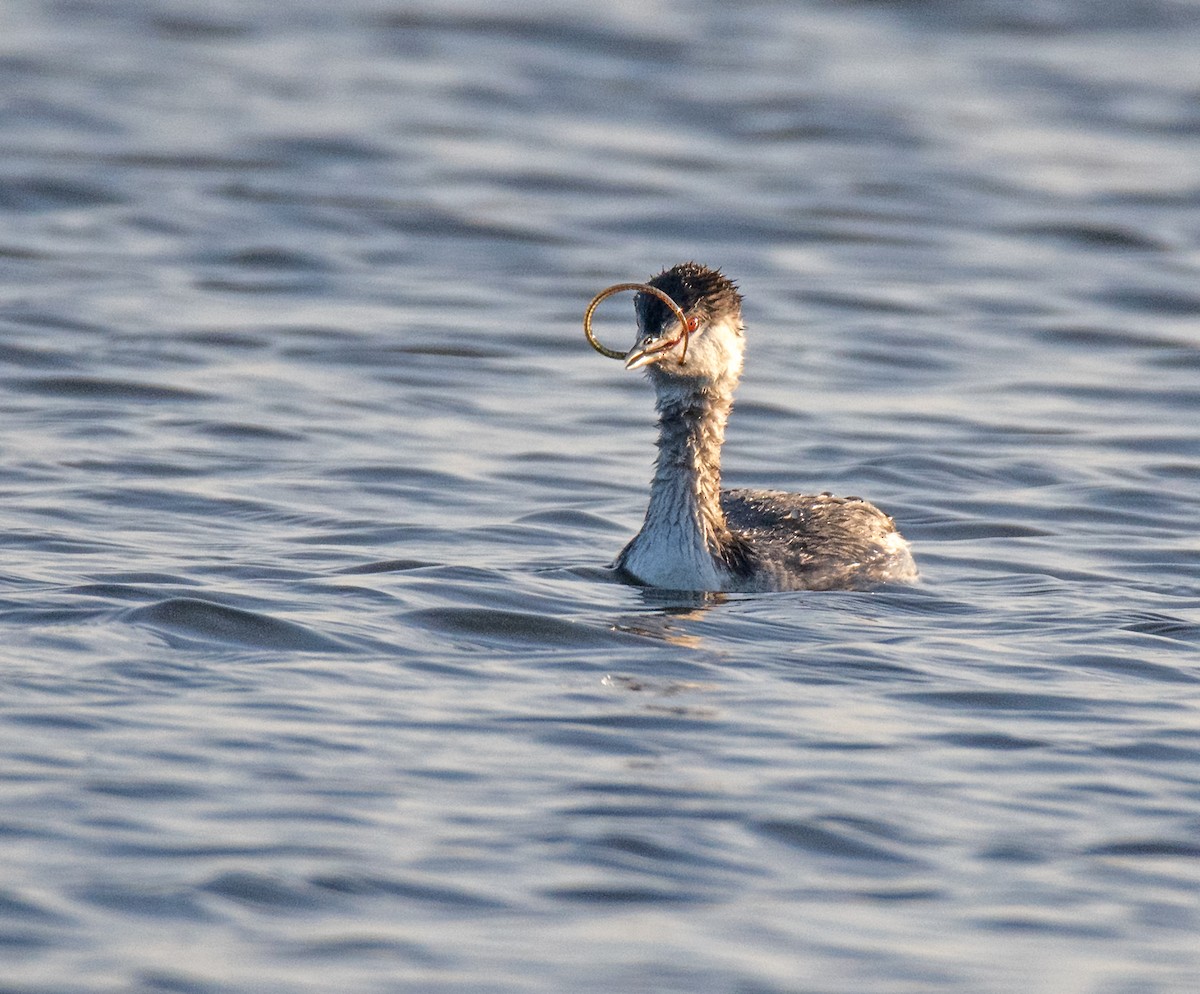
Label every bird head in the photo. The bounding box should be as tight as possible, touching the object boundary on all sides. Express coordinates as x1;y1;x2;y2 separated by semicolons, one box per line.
625;262;745;389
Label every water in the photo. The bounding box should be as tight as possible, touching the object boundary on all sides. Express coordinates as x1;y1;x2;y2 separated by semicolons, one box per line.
1;1;1198;991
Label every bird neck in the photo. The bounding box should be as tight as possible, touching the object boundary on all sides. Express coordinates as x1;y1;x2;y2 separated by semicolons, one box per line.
644;381;735;554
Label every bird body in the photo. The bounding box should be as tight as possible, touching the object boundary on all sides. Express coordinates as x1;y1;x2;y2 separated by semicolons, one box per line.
609;262;916;593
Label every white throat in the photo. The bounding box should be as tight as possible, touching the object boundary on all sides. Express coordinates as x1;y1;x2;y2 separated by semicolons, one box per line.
618;472;730;590
617;318;744;591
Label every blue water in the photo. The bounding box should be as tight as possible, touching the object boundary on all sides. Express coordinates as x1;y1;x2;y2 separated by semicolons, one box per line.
2;2;1198;992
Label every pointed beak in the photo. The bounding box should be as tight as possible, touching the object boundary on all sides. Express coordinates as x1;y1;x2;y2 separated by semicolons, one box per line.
624;339;660;370
624;331;686;370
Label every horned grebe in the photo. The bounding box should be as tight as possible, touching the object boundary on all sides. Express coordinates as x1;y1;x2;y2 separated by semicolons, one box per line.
588;262;917;593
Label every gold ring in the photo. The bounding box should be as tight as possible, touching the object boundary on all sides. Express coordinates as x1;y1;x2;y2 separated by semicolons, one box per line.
583;282;689;361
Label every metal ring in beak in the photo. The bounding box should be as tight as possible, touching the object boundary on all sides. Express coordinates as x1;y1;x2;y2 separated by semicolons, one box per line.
583;282;690;362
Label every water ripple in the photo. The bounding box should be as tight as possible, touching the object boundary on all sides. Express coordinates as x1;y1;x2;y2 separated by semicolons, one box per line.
1;2;1199;992
123;598;348;652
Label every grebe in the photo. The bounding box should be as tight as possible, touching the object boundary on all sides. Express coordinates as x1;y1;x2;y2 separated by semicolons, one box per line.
590;262;917;593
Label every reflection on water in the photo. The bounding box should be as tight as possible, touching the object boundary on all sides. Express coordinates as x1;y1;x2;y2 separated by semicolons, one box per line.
610;605;715;647
1;1;1198;992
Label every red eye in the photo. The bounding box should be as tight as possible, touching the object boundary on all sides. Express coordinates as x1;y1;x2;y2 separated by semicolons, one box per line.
686;316;699;332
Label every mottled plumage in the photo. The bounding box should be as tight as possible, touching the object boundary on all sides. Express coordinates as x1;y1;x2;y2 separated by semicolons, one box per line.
613;262;916;593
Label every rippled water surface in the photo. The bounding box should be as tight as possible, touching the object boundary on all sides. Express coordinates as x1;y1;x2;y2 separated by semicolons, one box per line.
2;1;1199;992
